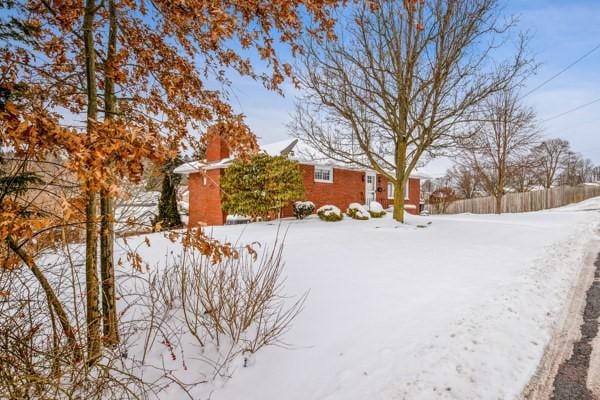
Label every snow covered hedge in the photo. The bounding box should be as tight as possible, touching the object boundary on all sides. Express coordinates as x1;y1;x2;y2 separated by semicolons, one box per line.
293;201;315;219
368;201;386;218
317;205;343;222
346;203;369;220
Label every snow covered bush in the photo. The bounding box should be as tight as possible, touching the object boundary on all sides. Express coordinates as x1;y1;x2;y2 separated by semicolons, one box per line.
346;203;369;220
368;201;386;218
317;205;343;221
293;201;315;219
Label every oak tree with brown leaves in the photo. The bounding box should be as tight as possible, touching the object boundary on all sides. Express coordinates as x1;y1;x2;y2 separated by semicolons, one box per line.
1;0;343;366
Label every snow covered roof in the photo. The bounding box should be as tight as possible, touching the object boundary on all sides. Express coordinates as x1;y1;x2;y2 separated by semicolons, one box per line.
288;140;339;165
173;158;235;174
290;141;429;179
260;138;298;156
173;139;299;175
173;137;425;179
402;168;431;180
173;161;205;174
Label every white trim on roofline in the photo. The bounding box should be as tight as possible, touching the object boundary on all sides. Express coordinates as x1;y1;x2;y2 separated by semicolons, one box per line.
173;161;206;174
173;138;424;180
175;158;423;180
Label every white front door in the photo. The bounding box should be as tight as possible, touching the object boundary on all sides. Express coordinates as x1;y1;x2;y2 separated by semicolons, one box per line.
365;171;376;206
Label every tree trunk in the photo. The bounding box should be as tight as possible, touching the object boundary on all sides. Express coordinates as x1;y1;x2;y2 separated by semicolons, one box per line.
6;236;81;360
495;194;502;214
393;181;405;223
393;141;408;223
495;169;504;214
83;0;101;365
100;193;118;344
100;0;119;346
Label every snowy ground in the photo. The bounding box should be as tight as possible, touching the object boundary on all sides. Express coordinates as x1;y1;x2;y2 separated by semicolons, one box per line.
118;198;600;400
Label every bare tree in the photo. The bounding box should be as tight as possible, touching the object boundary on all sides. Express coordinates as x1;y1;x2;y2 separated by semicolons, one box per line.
506;155;539;192
445;165;481;199
560;154;595;185
577;157;595;183
459;89;538;213
592;166;600;182
292;0;531;222
531;138;570;188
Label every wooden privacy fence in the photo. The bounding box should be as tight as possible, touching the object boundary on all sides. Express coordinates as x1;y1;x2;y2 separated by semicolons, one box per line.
426;185;600;215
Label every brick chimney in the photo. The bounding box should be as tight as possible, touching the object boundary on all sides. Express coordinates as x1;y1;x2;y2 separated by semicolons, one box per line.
205;127;230;162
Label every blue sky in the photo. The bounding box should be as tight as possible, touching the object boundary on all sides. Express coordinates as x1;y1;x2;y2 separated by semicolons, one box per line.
229;0;600;174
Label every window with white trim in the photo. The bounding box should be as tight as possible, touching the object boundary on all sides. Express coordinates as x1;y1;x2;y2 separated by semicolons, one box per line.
314;166;333;183
387;181;411;199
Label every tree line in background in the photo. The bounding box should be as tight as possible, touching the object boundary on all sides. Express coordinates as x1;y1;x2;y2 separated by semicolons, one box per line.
423;88;599;213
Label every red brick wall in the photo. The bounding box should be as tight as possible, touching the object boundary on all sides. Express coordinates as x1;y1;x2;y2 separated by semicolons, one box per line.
408;178;421;213
187;163;422;226
188;169;226;226
377;175;421;214
205;134;230;162
298;164;365;212
281;165;421;217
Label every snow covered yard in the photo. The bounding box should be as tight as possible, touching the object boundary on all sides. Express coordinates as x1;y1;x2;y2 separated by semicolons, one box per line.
120;198;600;400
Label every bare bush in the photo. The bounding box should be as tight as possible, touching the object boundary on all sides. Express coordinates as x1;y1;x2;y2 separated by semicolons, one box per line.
146;235;306;378
0;245;196;400
428;187;457;214
0;266;156;400
1;219;304;398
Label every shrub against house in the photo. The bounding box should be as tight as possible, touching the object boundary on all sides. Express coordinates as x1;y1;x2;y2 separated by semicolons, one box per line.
368;201;386;218
293;201;315;219
174;132;422;226
317;205;343;221
220;153;305;221
346;203;369;220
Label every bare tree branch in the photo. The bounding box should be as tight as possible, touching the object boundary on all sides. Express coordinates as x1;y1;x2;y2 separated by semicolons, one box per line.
292;0;533;222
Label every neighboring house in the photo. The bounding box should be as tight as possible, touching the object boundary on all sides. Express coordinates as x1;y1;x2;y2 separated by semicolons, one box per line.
115;190;160;234
174;135;422;226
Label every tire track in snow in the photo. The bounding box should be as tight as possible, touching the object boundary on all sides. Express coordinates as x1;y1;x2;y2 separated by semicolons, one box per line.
522;221;600;400
550;252;600;399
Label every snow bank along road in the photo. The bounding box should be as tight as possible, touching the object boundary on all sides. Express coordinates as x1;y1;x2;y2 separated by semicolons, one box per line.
124;197;600;400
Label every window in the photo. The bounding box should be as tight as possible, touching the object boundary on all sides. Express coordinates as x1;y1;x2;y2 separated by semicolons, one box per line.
387;181;410;199
314;166;333;183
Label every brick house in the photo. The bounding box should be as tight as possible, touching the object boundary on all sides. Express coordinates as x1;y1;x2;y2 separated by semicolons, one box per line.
174;136;422;226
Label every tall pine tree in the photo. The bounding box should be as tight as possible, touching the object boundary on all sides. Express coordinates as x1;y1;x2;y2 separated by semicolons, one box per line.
153;157;182;229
